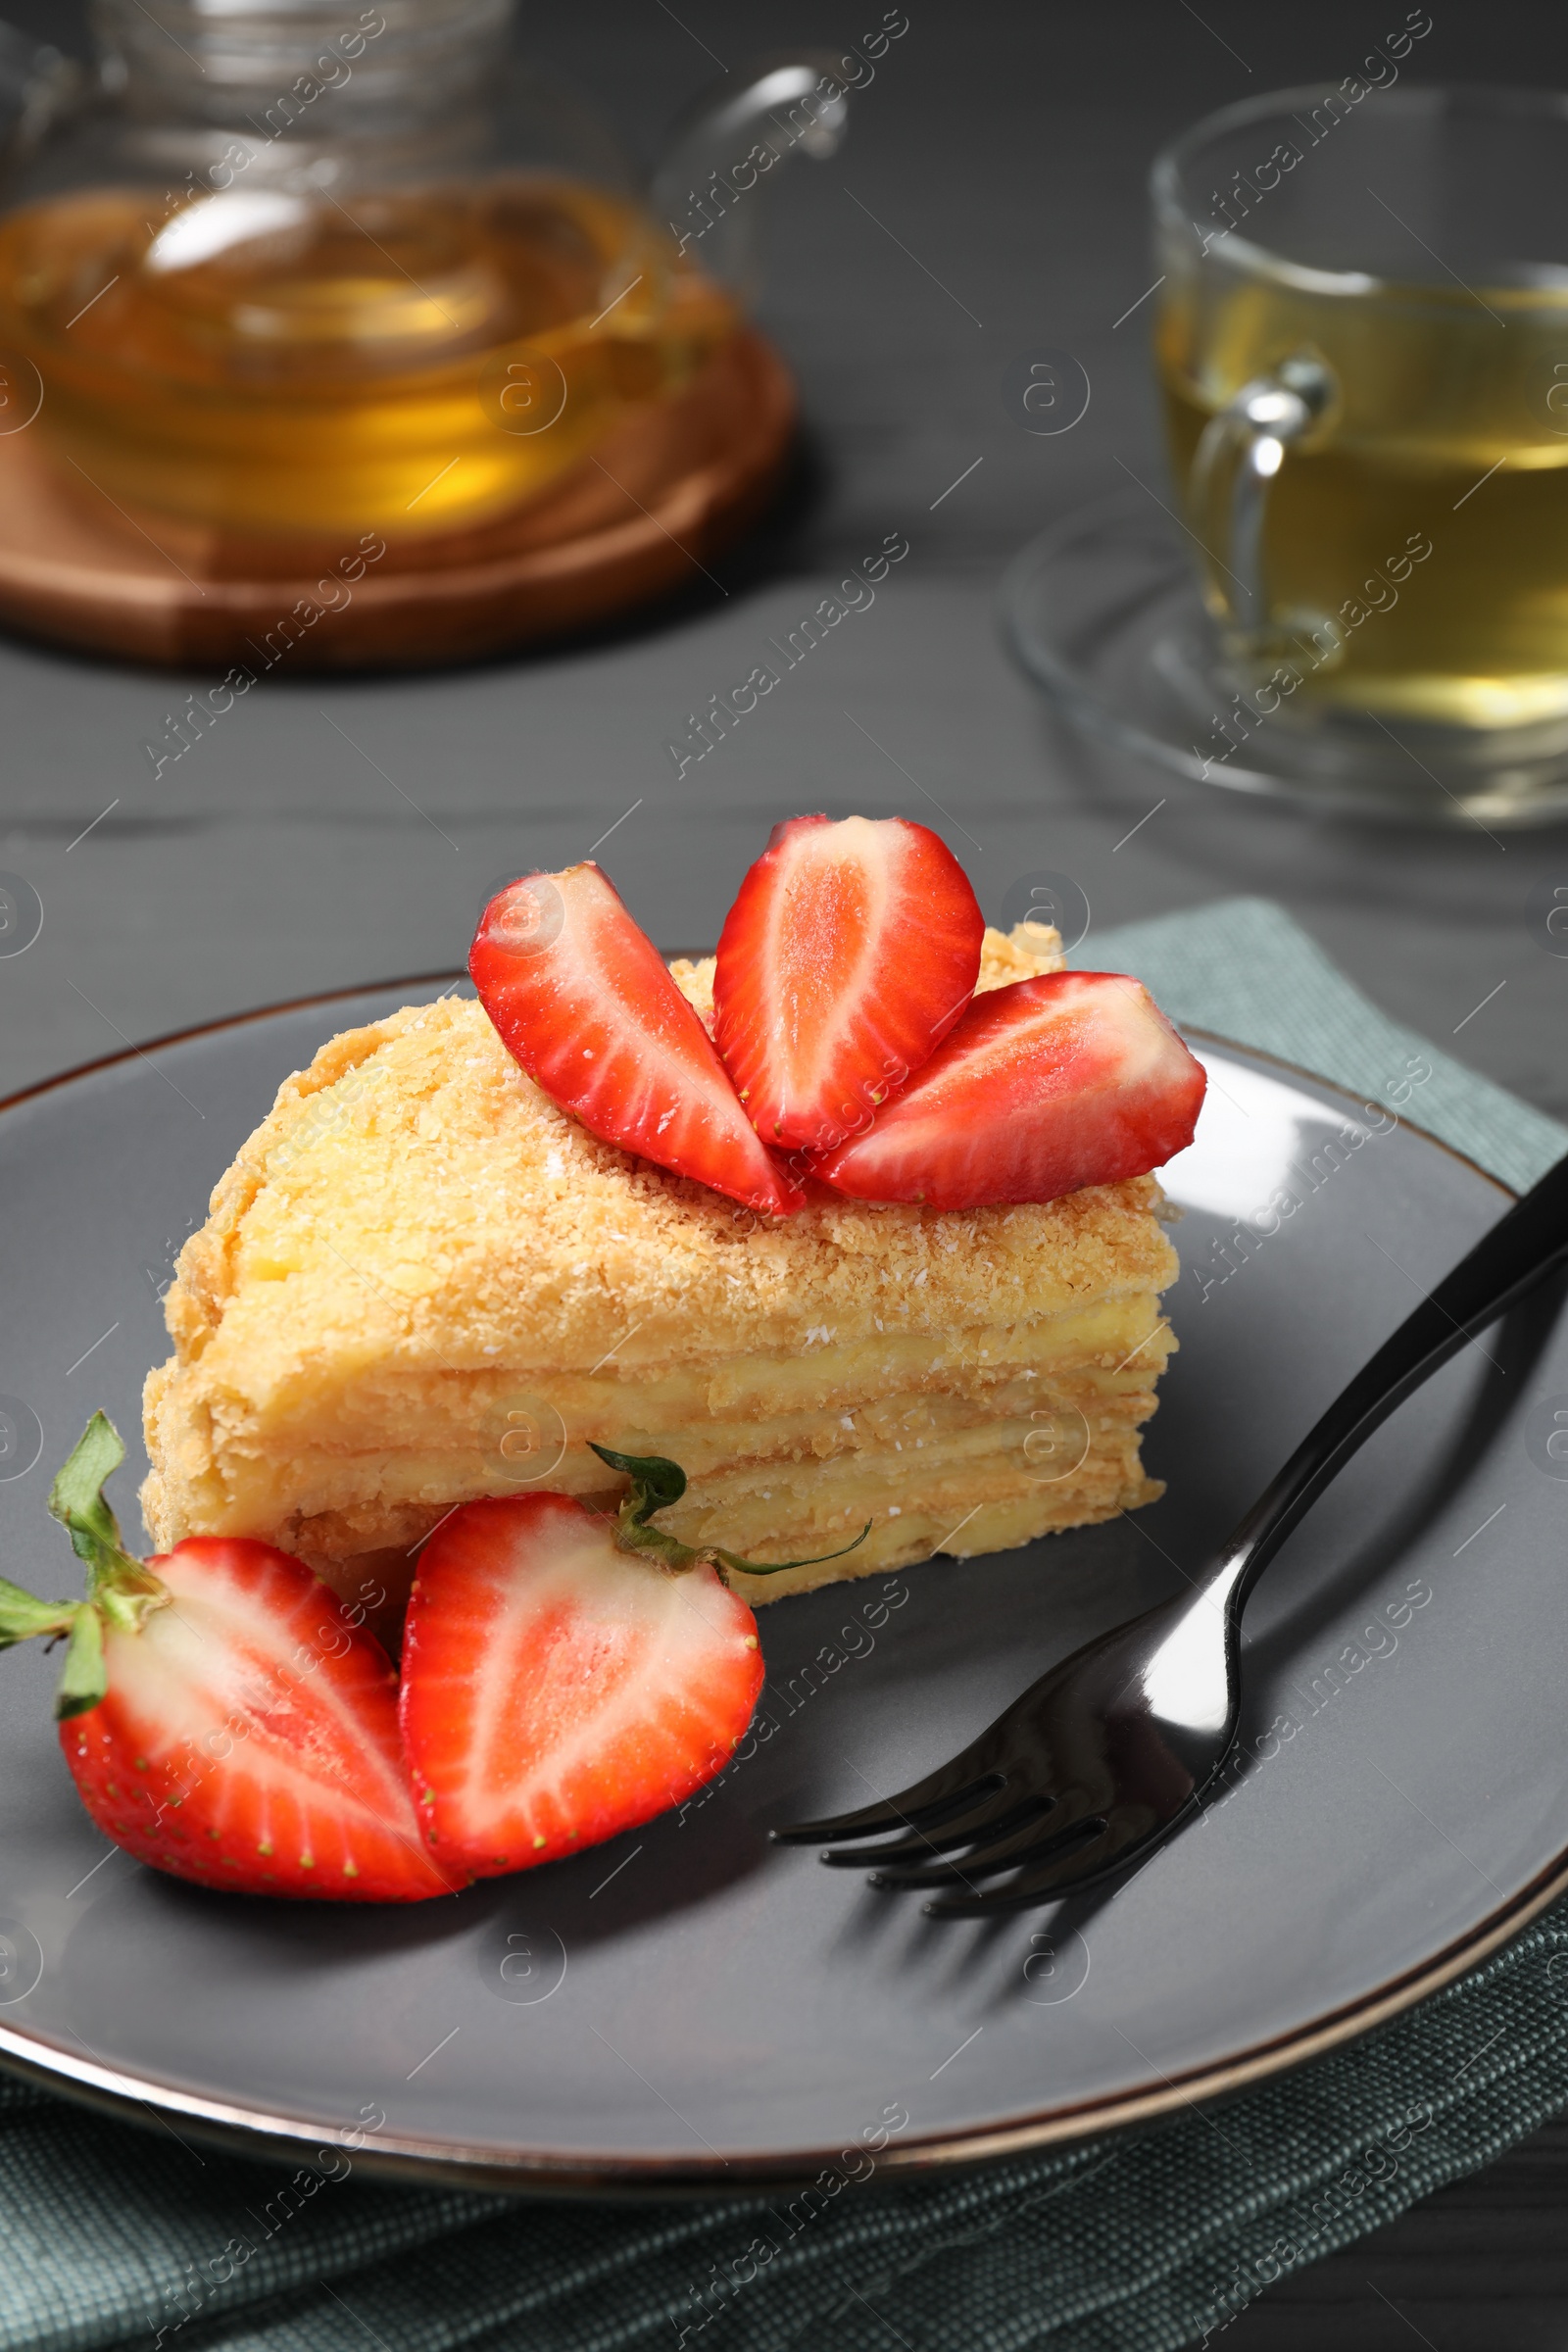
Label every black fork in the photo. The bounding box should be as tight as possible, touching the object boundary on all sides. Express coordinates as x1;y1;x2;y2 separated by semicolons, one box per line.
772;1153;1568;1915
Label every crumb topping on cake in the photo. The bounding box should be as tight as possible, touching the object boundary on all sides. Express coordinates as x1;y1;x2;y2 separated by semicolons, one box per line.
160;925;1174;1397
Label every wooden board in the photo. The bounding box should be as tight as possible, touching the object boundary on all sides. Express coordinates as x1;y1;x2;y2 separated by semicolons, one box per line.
0;328;794;669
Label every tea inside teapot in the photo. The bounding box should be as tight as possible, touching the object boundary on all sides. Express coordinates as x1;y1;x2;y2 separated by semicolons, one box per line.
0;174;727;535
0;0;853;543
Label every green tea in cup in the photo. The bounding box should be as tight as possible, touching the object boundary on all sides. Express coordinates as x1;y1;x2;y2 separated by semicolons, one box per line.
1154;68;1568;732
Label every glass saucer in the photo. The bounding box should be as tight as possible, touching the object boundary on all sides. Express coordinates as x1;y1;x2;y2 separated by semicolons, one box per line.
999;490;1568;830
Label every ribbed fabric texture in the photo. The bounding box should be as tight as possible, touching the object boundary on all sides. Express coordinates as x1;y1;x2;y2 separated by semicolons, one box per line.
4;900;1564;2352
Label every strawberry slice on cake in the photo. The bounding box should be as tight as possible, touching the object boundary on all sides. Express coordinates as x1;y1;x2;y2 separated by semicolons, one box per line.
810;972;1206;1210
713;813;984;1152
471;862;801;1219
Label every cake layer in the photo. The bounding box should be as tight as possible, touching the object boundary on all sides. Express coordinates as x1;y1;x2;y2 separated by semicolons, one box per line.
700;1421;1162;1602
142;923;1183;1605
144;1293;1172;1535
181;1365;1165;1592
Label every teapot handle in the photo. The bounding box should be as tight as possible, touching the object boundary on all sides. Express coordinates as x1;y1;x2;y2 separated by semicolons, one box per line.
651;54;853;298
0;22;81;180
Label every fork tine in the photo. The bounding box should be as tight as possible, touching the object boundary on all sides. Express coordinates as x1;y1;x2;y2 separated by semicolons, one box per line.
769;1760;1004;1846
819;1786;1047;1869
922;1819;1141;1914
868;1804;1102;1889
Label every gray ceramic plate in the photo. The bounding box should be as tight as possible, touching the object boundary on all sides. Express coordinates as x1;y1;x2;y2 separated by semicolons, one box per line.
0;984;1565;2194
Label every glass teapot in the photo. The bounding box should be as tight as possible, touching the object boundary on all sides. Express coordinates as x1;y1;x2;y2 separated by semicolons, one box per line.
0;2;879;540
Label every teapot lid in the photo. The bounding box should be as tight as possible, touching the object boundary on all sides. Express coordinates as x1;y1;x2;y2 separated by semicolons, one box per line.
93;0;515;117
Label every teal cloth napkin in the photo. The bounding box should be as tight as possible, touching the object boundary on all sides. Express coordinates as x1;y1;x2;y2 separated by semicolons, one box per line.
1087;896;1566;1195
4;898;1566;2352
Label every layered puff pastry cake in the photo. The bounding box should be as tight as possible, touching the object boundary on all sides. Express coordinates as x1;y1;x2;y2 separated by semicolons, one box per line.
142;921;1181;1614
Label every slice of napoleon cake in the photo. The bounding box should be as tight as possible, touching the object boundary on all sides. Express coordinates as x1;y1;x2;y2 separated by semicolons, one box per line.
142;924;1179;1615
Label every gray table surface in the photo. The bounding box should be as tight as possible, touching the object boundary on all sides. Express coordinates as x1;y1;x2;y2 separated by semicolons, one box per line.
3;1;1567;2342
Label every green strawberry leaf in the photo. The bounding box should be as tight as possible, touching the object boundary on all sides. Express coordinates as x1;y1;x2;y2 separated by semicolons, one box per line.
589;1444;686;1520
0;1578;78;1650
590;1442;870;1587
47;1414;160;1598
54;1605;107;1721
708;1525;871;1581
0;1416;172;1722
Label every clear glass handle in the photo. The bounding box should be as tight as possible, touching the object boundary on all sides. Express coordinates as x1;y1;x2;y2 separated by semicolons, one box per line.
1189;352;1336;650
651;55;852;298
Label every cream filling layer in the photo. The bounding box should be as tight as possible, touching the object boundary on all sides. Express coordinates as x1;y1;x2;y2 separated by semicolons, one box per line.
202;1293;1171;1446
152;1293;1172;1533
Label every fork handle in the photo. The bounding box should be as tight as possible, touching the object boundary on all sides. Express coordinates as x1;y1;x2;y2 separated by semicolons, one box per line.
1215;1150;1568;1619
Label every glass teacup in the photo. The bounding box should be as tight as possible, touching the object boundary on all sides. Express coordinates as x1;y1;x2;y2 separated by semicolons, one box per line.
1154;75;1568;745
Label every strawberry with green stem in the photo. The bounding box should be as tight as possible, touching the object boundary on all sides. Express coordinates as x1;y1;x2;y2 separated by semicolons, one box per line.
0;1414;461;1902
398;1447;867;1879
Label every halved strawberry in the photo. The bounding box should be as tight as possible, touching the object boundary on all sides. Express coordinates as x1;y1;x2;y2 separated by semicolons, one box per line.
470;862;802;1217
712;813;984;1152
399;1487;764;1878
810;971;1206;1210
0;1415;461;1903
